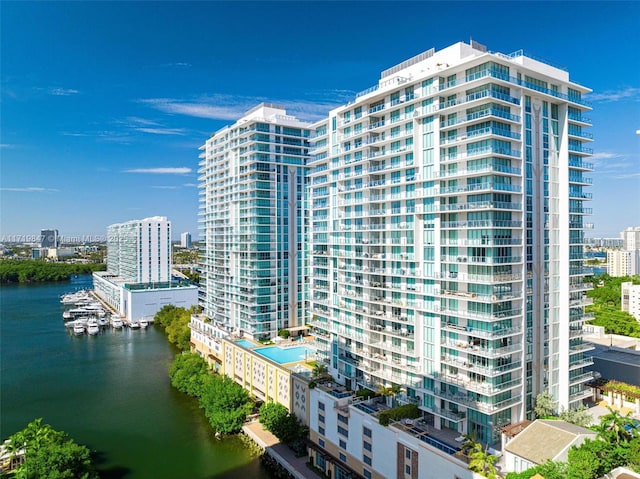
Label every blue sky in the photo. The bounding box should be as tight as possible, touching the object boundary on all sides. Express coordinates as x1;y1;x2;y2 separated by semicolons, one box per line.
1;1;639;240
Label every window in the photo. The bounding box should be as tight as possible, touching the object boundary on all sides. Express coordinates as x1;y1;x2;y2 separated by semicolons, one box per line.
339;439;347;449
363;427;372;438
338;414;349;425
319;414;325;424
318;426;325;435
364;470;372;479
405;464;411;475
318;401;325;411
319;438;325;448
406;449;411;459
339;453;347;463
337;426;349;437
363;441;372;452
364;455;372;466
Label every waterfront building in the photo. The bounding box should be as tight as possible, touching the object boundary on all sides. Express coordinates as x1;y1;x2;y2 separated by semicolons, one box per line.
198;103;311;340
40;228;59;248
307;40;594;446
180;232;192;249
608;250;632;277
189;314;312;423
105;216;171;283
588;237;623;248
94;216;197;322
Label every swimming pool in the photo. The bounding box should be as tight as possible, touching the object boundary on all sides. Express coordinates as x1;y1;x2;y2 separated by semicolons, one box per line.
234;339;257;349
254;345;315;364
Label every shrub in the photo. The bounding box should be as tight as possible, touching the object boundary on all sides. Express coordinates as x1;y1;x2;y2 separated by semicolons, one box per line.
378;404;421;426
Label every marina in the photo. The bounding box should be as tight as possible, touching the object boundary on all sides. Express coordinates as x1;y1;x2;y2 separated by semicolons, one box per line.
60;289;153;335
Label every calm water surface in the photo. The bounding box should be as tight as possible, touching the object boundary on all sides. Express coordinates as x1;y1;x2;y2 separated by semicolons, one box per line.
0;276;273;479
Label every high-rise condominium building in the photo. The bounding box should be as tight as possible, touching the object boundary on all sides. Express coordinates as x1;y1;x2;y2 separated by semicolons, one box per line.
40;228;59;248
308;41;594;445
180;232;192;249
621;226;640;275
607;250;631;277
199;104;311;340
106;216;171;283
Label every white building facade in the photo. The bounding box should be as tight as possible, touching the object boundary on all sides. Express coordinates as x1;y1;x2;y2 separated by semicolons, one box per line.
608;250;632;277
95;216;197;322
307;41;594;445
106;216;172;283
198;104;311;340
180;232;192;249
621;282;640;321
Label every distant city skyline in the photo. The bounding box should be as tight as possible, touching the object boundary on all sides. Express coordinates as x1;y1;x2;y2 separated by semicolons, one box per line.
2;1;639;238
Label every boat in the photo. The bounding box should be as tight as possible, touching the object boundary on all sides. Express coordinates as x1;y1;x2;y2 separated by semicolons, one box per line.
111;316;123;329
139;319;149;329
98;318;108;327
129;321;140;329
87;319;99;335
73;323;85;335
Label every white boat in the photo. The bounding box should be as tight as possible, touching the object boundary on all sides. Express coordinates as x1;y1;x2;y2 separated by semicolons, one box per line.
139;319;149;329
98;318;108;327
87;319;99;335
129;321;140;329
73;323;85;335
111;316;124;329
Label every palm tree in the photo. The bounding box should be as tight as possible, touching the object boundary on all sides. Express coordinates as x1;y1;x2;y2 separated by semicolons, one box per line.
462;435;498;479
597;406;639;445
312;362;328;378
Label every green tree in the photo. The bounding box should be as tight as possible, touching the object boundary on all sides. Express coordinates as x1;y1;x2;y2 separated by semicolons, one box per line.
311;362;328;378
461;435;498;479
597;407;639;445
5;419;97;479
169;352;209;397
259;402;289;432
566;439;612;479
558;405;592;428
18;440;96;479
534;390;557;418
199;374;252;434
154;304;199;351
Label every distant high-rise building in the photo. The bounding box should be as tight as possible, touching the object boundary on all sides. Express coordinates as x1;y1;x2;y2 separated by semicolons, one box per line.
95;216;197;323
40;229;59;248
607;250;632;277
620;226;640;275
180;232;192;249
106;216;171;283
199;103;311;340
308;41;594;446
621;226;640;251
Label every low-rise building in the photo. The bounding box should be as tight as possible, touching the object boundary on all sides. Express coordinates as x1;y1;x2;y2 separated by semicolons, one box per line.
93;272;198;322
503;420;597;474
189;315;313;424
308;382;482;479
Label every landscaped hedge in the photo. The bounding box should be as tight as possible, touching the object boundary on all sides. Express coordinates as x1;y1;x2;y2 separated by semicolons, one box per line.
378;404;421;426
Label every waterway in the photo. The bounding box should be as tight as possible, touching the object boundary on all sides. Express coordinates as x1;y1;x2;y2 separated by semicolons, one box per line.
0;275;273;478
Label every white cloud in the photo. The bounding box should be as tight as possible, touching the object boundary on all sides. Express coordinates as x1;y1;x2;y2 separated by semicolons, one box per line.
49;87;80;96
0;187;59;192
590;152;619;161
588;87;640;102
182;183;198;188
124;167;192;175
139;93;345;122
0;143;18;149
134;127;186;136
613;172;640;179
151;185;179;189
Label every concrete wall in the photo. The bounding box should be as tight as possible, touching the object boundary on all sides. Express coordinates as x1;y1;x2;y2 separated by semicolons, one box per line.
124;285;198;322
